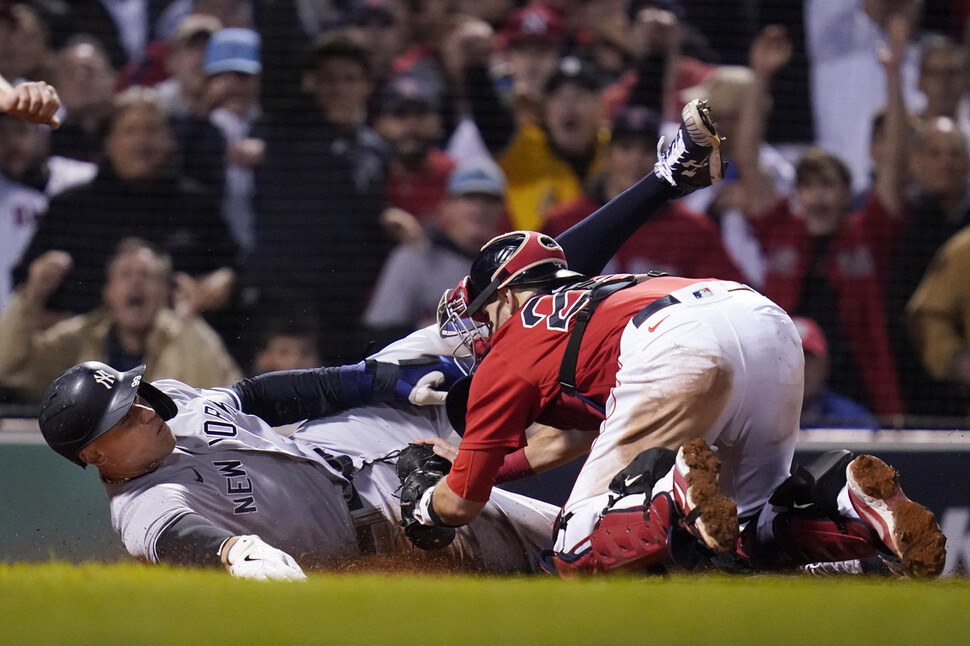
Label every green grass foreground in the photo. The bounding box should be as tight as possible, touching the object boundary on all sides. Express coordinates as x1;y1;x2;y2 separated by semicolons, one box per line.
2;562;969;645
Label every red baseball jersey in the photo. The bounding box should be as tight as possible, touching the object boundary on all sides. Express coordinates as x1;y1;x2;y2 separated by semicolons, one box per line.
446;275;715;500
461;275;710;451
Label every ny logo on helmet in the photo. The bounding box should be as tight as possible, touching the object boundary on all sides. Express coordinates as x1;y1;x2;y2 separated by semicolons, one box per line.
93;370;116;389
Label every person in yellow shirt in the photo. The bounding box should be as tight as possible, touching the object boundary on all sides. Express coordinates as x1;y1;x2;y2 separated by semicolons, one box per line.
498;56;610;231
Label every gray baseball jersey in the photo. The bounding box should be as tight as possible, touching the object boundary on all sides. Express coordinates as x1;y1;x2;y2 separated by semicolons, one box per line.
106;327;557;573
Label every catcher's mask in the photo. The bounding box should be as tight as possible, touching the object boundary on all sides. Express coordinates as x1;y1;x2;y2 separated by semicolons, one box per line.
38;361;178;467
437;231;580;367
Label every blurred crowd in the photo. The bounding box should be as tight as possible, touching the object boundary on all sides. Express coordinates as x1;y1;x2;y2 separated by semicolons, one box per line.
3;0;970;429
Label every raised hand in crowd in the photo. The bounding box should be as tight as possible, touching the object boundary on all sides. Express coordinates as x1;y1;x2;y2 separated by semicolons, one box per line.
172;268;237;319
24;251;72;304
0;76;61;127
439;16;495;87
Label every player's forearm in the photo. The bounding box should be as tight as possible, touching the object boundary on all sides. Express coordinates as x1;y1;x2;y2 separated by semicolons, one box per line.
231;359;454;425
555;172;679;276
522;427;594;474
154;513;234;567
430;479;487;526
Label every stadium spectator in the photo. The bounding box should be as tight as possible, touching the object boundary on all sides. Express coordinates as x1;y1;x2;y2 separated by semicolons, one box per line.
251;28;389;364
201;26;263;256
0;3;55;83
346;0;406;94
600;5;715;124
679;26;797;288
498;55;608;231
0;237;241;401
907;222;970;417
543;105;744;282
883;115;970;417
12;86;238;320
806;0;923;195
733;14;911;419
0;110;96;307
915;34;970;126
49;36;118;163
67;0;165;71
363;157;508;348
251;316;321;375
495;3;565;127
794;316;879;430
375;72;454;231
150;13;222;118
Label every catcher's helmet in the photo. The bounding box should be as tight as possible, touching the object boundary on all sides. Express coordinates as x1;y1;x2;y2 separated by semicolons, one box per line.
38;361;178;467
436;231;581;368
465;231;580;316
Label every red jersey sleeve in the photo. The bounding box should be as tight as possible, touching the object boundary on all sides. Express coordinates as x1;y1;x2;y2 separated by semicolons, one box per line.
460;352;543;451
444;446;507;502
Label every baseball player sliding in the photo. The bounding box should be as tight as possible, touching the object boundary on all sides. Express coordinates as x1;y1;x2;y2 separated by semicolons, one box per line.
37;336;557;580
400;100;946;578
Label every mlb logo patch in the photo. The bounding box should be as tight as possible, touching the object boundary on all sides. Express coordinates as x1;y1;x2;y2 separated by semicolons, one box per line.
692;287;713;300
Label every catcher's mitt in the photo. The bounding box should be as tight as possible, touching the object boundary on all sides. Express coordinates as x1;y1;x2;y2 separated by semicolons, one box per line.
395;442;452;482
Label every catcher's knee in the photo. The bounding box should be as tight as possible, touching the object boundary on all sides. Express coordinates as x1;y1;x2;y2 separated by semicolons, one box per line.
551;494;677;578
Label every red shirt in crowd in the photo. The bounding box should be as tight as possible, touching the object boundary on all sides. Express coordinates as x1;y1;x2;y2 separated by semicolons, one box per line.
544;195;745;282
752;192;904;416
384;150;456;226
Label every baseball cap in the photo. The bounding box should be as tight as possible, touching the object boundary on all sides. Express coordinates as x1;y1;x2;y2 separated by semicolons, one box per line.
793;316;828;358
203;28;261;76
379;74;440;114
545;56;601;94
610;105;661;142
169;13;222;48
448;158;507;197
501;4;564;49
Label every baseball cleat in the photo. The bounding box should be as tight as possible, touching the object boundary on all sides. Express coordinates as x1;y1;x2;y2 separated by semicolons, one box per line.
846;455;947;579
671;438;739;553
654;99;725;194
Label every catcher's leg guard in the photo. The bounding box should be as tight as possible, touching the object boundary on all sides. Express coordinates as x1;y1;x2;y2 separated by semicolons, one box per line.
846;454;947;578
739;513;881;568
738;449;881;569
552;494;677;578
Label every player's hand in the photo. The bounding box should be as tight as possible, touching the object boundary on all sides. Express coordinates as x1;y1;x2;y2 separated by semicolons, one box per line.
399;470;456;550
395;356;467;405
0;81;61;127
380;207;427;247
220;535;307;581
410;437;459;465
24;251;72;304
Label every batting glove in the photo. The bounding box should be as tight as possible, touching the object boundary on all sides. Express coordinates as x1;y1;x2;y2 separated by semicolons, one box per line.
219;535;307;581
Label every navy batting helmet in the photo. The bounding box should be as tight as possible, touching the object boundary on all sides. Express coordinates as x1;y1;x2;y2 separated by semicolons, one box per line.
38;361;178;467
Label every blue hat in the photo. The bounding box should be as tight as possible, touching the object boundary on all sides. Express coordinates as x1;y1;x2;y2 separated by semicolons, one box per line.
204;28;261;76
448;158;507;197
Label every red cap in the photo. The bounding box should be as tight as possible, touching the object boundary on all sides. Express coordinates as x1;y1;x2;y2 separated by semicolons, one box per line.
501;3;564;48
792;316;828;358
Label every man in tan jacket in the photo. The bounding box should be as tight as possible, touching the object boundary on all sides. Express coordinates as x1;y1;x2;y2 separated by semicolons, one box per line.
0;237;241;401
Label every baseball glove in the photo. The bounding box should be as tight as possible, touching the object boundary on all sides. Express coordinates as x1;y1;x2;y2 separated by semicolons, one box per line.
395;442;452;483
